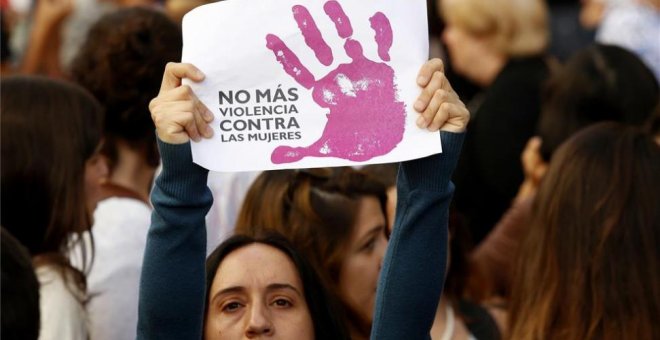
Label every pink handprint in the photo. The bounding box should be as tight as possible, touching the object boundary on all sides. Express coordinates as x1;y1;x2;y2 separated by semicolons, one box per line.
266;1;405;164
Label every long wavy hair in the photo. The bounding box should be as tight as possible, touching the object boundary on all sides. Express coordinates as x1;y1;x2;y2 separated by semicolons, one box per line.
509;122;660;339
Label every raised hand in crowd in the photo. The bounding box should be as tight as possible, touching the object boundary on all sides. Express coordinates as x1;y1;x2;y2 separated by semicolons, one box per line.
21;0;74;76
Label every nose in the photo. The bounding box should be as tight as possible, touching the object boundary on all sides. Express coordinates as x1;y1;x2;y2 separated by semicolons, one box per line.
245;304;273;338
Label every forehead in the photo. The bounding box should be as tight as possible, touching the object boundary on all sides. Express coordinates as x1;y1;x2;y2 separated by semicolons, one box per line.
355;196;385;232
213;243;303;291
352;197;386;236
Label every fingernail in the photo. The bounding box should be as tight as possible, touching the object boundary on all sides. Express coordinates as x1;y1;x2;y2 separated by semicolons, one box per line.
414;100;425;112
417;75;428;86
196;69;205;79
205;126;214;138
205;109;214;121
416;115;427;128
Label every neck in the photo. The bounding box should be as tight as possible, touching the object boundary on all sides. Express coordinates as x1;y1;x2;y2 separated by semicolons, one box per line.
431;296;450;336
109;142;156;202
473;53;507;87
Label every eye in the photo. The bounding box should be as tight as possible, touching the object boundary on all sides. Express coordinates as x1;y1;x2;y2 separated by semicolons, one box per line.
271;298;293;308
361;237;376;252
221;301;244;313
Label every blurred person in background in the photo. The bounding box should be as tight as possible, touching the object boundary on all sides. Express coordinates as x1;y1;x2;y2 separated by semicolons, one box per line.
69;7;181;340
546;0;595;61
4;0;159;76
509;122;660;339
362;163;398;233
235;168;389;339
472;43;659;299
1;76;104;340
439;0;551;245
595;0;660;81
362;165;506;339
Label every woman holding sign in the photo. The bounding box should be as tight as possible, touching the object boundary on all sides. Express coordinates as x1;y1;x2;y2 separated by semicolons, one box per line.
138;57;469;339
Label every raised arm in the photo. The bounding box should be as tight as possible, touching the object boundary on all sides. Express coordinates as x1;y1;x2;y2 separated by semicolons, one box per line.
19;0;71;76
137;63;215;339
371;59;469;339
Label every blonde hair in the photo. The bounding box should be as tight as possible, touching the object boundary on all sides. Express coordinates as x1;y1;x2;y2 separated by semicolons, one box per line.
440;0;549;57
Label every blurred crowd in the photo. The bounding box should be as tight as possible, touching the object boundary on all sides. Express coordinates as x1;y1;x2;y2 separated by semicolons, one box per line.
1;0;659;339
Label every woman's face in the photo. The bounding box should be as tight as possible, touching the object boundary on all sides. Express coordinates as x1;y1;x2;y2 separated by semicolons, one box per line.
204;244;315;339
338;196;388;323
442;23;491;82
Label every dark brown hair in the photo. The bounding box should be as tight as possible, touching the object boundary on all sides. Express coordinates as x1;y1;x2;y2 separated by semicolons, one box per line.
235;167;387;337
1;76;103;291
1;228;40;340
70;7;182;170
204;233;350;340
510;122;660;339
538;44;659;161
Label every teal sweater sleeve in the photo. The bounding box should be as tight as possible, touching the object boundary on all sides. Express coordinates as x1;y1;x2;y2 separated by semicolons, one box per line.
371;131;465;339
137;140;212;340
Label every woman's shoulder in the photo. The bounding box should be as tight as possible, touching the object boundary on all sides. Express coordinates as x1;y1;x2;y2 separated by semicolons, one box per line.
36;264;88;340
36;264;86;306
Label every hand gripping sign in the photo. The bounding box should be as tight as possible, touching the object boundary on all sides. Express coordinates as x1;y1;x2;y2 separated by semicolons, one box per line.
183;0;440;172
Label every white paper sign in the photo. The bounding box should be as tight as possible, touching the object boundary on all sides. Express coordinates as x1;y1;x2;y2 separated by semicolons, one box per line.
182;0;441;172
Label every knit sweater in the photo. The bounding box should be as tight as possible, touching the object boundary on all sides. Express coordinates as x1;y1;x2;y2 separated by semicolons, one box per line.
371;132;464;339
137;132;464;339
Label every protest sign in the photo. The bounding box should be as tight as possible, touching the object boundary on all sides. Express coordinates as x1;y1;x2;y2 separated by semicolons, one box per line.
182;0;441;172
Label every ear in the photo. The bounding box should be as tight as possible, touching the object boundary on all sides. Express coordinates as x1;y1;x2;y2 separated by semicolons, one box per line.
84;153;110;213
531;157;547;184
517;137;548;201
521;137;547;182
86;153;110;183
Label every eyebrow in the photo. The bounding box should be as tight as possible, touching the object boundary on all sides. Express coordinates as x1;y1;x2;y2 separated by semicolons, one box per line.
211;286;246;304
210;283;303;304
359;224;385;243
266;283;303;297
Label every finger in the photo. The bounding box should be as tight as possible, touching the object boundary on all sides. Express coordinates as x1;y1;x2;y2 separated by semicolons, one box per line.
414;71;454;112
266;34;316;89
154;111;199;144
169;85;214;123
151;101;195;128
324;0;353;38
417;58;444;87
370;12;393;62
195;99;214;123
418;89;450;129
159;62;205;94
183;113;202;142
151;100;197;117
437;103;469;133
427;102;450;132
293;5;333;66
344;39;365;61
192;101;213;138
157;84;196;102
